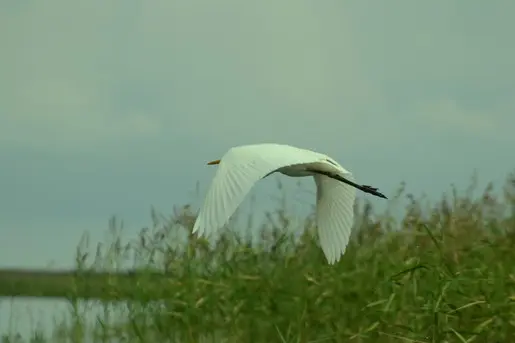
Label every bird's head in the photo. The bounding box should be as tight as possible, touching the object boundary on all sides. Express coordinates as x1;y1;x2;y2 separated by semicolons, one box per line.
207;159;221;165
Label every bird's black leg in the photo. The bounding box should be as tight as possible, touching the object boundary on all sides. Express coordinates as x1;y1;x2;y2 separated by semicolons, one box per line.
308;169;388;199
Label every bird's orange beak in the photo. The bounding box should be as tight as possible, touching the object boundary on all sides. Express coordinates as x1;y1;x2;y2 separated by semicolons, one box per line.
207;159;221;165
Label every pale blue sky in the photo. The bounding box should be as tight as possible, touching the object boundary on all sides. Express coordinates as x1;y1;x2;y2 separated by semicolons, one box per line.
1;0;515;336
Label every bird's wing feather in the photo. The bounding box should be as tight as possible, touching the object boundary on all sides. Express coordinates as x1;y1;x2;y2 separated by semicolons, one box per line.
314;173;356;264
193;145;323;238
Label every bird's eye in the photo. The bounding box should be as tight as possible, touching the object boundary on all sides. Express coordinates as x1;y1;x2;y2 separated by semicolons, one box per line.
325;159;338;166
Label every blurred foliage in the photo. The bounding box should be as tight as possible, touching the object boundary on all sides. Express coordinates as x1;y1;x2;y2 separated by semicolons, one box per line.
3;171;515;342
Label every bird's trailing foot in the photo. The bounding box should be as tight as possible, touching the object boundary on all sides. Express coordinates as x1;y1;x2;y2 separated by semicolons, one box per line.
360;185;388;199
309;168;388;199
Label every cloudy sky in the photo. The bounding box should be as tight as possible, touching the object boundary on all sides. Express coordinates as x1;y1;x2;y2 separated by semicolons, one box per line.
1;0;515;335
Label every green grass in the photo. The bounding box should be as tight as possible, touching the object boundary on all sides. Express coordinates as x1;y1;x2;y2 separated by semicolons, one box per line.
3;172;515;342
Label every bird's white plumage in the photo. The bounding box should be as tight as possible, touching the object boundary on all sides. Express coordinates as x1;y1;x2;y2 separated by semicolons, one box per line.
313;175;355;263
192;143;357;264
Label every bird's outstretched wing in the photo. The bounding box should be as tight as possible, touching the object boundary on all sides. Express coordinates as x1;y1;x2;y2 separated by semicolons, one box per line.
193;145;322;238
313;173;356;264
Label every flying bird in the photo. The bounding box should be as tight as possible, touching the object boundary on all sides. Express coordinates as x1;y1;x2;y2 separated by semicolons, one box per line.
192;143;387;264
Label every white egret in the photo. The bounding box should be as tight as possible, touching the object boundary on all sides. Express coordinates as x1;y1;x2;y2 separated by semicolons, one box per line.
192;143;387;264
